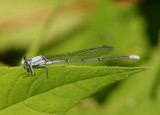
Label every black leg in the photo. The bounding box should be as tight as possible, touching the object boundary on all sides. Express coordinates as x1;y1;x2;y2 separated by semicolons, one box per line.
23;65;35;78
38;65;48;78
23;72;34;77
30;64;35;76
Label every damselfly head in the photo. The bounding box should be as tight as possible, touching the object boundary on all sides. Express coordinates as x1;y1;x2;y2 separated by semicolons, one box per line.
21;56;28;67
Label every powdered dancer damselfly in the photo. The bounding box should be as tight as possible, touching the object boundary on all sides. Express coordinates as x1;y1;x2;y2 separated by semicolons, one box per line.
21;45;140;78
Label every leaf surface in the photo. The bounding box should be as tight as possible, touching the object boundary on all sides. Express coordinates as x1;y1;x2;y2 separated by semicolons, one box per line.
0;65;149;115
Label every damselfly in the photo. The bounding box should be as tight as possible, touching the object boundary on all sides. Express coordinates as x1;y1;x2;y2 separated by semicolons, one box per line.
21;45;140;78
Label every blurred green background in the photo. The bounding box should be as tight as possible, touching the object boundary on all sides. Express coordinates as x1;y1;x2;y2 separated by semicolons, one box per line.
0;0;159;114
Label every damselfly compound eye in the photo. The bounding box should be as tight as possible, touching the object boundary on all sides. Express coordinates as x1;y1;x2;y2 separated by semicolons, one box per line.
21;56;27;66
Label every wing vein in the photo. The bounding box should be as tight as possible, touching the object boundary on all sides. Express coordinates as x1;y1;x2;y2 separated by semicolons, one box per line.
45;45;114;60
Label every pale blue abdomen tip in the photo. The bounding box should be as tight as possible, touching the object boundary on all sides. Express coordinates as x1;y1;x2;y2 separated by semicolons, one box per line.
129;55;140;60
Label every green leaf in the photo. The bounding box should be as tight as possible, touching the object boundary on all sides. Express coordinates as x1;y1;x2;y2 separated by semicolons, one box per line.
0;65;149;115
